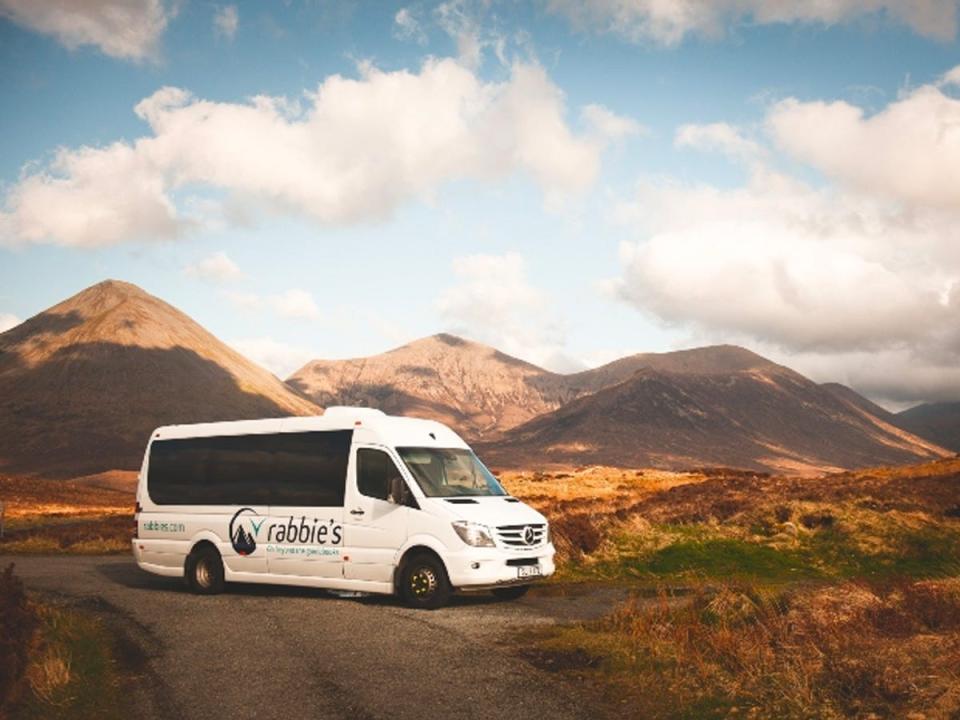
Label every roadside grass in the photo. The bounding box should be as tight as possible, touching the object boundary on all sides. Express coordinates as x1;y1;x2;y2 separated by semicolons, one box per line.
506;460;960;719
0;515;131;554
0;563;131;720
13;602;130;720
526;579;960;720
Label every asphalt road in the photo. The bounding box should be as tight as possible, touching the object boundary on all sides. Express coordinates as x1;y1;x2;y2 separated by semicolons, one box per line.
4;555;623;720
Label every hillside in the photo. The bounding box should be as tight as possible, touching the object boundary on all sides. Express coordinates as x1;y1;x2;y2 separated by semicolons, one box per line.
895;402;960;452
820;382;897;420
564;344;780;394
288;343;784;440
479;357;949;475
0;280;319;477
287;333;571;439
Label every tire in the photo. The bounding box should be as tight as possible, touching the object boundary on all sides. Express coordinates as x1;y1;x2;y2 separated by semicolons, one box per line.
399;553;451;609
492;585;530;601
186;545;225;595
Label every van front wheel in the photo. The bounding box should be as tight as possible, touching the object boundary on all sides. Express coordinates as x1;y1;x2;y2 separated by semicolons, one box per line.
400;554;450;609
186;546;225;595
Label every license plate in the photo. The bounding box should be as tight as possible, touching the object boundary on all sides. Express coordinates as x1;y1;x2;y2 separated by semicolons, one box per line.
517;565;541;578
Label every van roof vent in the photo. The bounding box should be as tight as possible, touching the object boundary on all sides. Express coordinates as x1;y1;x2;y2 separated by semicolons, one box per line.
445;498;479;505
504;497;520;503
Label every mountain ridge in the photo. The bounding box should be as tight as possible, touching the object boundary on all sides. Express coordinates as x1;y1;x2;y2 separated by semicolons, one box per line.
477;363;948;475
0;280;319;477
2;279;949;478
894;402;960;452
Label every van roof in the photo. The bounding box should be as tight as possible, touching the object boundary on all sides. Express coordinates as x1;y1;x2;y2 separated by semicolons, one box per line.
150;406;470;449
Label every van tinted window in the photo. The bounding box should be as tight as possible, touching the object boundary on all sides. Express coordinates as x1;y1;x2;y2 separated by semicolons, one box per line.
147;430;352;506
357;448;403;501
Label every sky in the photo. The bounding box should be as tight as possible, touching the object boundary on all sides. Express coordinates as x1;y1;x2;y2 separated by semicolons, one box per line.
1;0;960;410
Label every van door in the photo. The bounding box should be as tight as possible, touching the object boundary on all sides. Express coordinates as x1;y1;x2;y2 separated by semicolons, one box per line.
264;431;349;581
343;446;411;584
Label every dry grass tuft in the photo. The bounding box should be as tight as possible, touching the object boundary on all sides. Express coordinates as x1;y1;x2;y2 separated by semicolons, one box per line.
26;644;72;704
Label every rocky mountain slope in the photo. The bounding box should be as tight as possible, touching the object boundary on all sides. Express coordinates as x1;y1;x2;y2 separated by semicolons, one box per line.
894;402;960;452
477;352;949;475
288;333;571;439
0;280;319;477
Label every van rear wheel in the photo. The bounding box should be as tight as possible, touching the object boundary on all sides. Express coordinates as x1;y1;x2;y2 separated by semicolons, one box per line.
492;585;530;601
186;546;225;595
400;554;450;610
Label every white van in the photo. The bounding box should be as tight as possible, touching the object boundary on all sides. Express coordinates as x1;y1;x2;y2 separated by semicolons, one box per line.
133;407;555;608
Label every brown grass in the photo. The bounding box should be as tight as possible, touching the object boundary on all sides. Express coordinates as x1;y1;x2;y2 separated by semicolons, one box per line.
532;580;960;719
501;466;711;565
0;472;134;555
507;458;960;718
502;459;960;580
0;563;38;709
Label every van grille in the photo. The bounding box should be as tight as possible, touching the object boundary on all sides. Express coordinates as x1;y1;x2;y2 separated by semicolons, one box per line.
496;523;546;548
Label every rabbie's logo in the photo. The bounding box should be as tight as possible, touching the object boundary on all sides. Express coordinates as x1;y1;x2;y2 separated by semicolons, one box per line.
229;508;343;556
230;508;263;555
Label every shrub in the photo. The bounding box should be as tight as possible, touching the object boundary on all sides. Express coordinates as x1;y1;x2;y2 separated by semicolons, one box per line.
551;514;604;558
0;563;38;709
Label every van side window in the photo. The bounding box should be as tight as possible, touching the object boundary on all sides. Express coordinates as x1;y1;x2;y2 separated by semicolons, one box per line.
147;430;352;506
357;449;402;501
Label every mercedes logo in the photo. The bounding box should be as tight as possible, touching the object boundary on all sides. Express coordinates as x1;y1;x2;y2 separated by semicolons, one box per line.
523;526;536;545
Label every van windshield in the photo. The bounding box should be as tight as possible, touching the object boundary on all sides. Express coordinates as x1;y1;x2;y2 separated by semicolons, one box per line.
397;448;507;498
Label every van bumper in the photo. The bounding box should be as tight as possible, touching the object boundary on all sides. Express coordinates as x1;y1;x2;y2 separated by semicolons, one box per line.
131;539;186;578
444;544;556;590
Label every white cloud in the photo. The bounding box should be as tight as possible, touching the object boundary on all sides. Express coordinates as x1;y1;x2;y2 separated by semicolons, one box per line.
768;72;960;210
270;289;321;321
0;0;170;61
941;65;960;87
675;122;763;163
434;0;489;68
436;252;580;371
213;4;238;41
0;140;185;247
0;312;21;333
612;67;960;404
0;58;627;247
184;251;242;283
614;170;953;352
230;337;317;378
394;7;427;44
547;0;959;44
582;103;645;141
764;345;960;407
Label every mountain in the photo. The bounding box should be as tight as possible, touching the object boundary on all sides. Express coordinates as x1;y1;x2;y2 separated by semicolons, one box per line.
565;344;783;394
287;334;571;439
894;402;960;453
0;280;319;477
287;341;778;440
820;382;897;421
477;350;949;475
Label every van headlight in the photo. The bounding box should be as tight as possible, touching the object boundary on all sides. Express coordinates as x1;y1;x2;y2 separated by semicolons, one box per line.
545;523;551;545
452;521;495;547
